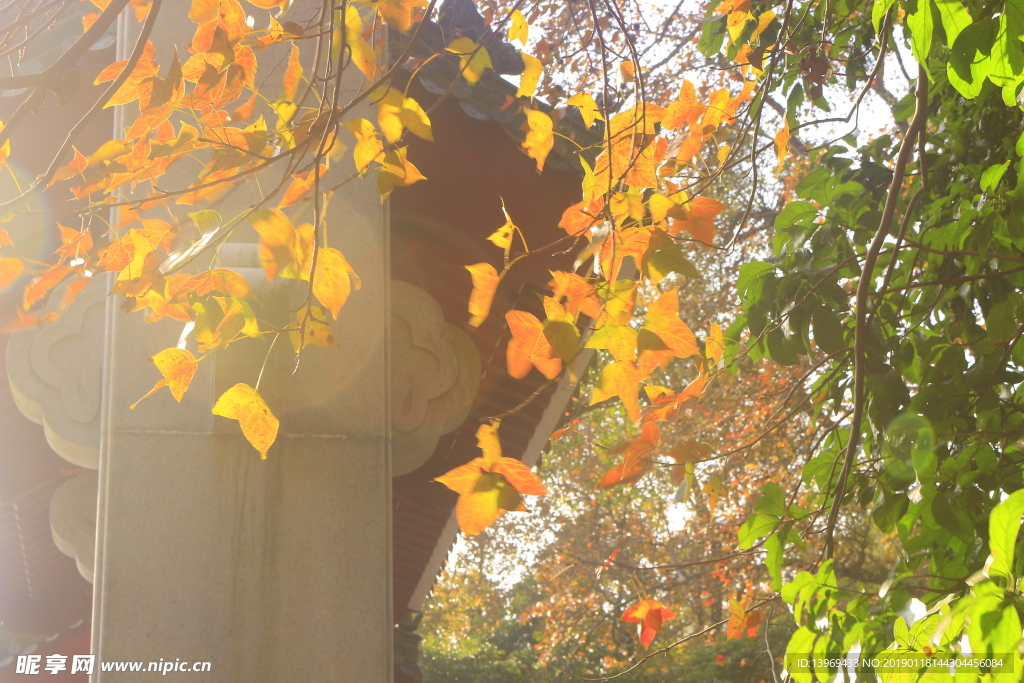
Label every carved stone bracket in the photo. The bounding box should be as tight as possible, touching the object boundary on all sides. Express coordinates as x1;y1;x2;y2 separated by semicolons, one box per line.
391;281;480;476
6;280;105;469
50;472;98;583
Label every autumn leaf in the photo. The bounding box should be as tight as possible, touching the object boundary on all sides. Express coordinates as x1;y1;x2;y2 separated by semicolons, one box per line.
486;199;518;251
0;257;25;291
774;119;790;172
377;147;426;196
48;147;88;187
465;262;499;327
0;230;11;249
703;474;726;514
727;599;762;639
447;37;492;85
181;268;253;298
371;0;428;32
23;266;72;310
212;383;279;458
640;288;698;358
54;224;94;265
506;309;562;379
517;53;542;99
279;165;326;208
283;44;303;102
289;305;338;352
565;92;600;129
585;325;638;362
667;441;715;483
344;118;384;174
522;108;553;172
375;87;433;143
131;348;199;408
707;322;725;367
622;599;675;649
590;360;646;423
435;423;547;535
548;271;601;319
313;247;360;318
508;9;528;45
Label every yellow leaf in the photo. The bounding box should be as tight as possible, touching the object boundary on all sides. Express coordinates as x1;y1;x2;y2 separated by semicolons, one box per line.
374;0;427;33
377;147;426;196
565;92;601;129
290;305;339;352
447;37;492;85
774;119;790;172
487;199;516;250
375;88;433;143
313;247;359;318
465;262;498;327
619;60;637;82
212;383;279;458
508;9;528;45
707;322;725;367
344;6;378;80
522;108;553;172
476;423;502;467
516;52;542;99
131;348;199;408
703;474;726;514
343;118;384;174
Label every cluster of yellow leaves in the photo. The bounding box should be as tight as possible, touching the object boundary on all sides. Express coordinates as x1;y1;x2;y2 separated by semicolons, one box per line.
435;424;548;535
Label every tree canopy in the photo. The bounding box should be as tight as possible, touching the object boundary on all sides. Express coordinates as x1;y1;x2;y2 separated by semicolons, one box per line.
4;0;1024;680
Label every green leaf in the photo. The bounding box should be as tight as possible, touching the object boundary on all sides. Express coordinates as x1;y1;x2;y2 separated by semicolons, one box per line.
189;210;222;232
872;0;897;33
812;307;846;355
755;482;789;517
947;17;996;99
987;298;1018;344
737;512;779;549
988;489;1024;579
981;161;1011;193
543;321;581;362
906;0;934;65
933;0;972;46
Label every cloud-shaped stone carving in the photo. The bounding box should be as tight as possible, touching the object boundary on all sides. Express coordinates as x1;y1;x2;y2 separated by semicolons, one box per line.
49;471;98;583
391;281;480;476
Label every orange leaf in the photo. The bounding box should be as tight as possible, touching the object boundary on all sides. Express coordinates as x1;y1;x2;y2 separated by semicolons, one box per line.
212;383;279;458
622;599;675;649
491;457;548;496
774;119;790;172
279;164;326;208
283;44;302;102
23;266;72;309
707;322;724;366
0;229;11;248
465;262;498;327
48;147;88;187
641;288;698;358
182;268;252;298
727;599;762;639
377;147;426;196
549;271;601;319
0;257;25;290
435;457;486;496
506;310;562;379
54;224;93;265
454;482;505;535
131;348;199;408
375;0;428;32
313;247;359;318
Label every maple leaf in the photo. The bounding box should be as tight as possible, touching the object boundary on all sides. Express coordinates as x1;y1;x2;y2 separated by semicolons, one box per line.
435;424;548;535
212;383;279;458
23;266;73;310
465;262;499;327
182;268;253;298
506;310;562;379
486;200;517;251
590;360;647;423
585;325;638;362
54;224;94;265
549;271;601;319
48;147;88;187
279;164;326;208
131;348;199;408
726;599;762;639
622;599;675;649
640;288;698;358
311;247;359;318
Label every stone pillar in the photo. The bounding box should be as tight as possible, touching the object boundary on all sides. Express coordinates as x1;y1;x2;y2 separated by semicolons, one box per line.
87;6;392;682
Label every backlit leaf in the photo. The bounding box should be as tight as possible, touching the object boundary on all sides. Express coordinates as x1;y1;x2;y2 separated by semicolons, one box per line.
566;92;601;129
465;262;499;327
622;599;675;649
131;348;199;408
516;53;543;99
447;37;492;85
506;309;562;379
283;44;302;101
212;383;280;458
508;9;528;45
313;247;359;318
522;108;554;171
641;288;698;358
